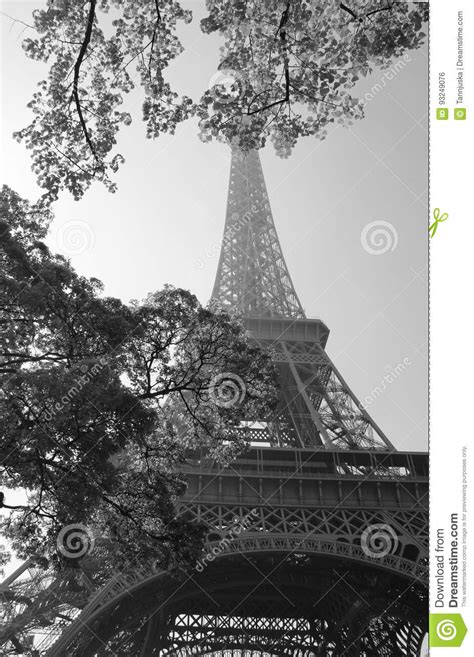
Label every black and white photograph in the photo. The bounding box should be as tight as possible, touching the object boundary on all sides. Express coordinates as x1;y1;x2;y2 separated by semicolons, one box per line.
1;2;429;655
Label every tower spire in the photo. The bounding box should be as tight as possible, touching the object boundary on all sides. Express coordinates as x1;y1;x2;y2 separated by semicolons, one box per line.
212;148;305;318
212;147;395;452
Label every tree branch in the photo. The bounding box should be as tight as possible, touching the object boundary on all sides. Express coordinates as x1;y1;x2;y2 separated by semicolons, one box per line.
72;0;98;160
148;0;162;78
340;3;360;21
247;3;290;116
366;4;395;18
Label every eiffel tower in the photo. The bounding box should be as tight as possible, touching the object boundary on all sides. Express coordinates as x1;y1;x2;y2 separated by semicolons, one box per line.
1;149;428;656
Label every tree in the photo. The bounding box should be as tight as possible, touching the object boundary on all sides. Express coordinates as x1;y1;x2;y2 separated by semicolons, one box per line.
0;185;278;571
197;0;429;154
13;0;194;201
11;0;428;199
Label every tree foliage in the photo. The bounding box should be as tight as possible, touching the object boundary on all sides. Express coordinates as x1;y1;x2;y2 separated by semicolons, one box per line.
14;0;194;201
12;0;428;199
0;185;278;570
198;0;429;154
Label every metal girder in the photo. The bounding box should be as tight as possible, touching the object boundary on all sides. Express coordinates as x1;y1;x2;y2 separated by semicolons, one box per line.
211;151;395;450
212;149;305;319
239;315;396;450
39;553;426;656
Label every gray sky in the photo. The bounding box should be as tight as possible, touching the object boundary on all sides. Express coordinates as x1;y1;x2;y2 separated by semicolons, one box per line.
1;1;428;451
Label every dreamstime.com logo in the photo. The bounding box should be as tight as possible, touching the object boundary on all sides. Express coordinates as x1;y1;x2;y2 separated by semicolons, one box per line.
361;523;398;559
57;523;96;559
56;220;95;255
436;619;457;641
195;209;254;270
359;359;412;410
429;613;467;647
360;220;398;255
43;358;108;421
196;509;258;572
361;54;412;106
208;69;247;104
208;373;247;408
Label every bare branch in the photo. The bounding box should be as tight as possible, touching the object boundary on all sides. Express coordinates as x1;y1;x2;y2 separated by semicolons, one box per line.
247;3;290;116
339;3;360;21
72;0;99;160
148;0;162;77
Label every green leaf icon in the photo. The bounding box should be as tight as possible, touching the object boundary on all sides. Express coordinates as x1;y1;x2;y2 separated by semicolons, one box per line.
430;614;467;647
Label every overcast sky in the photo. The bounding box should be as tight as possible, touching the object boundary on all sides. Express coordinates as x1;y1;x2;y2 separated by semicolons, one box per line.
1;1;428;452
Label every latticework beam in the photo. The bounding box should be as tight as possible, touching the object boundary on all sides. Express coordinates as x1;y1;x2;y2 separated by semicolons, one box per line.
212;149;304;318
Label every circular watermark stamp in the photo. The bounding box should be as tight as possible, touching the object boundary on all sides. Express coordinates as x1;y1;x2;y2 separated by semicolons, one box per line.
360;220;398;255
209;373;246;408
361;523;398;559
436;619;457;641
208;69;246;105
57;220;95;255
57;523;95;559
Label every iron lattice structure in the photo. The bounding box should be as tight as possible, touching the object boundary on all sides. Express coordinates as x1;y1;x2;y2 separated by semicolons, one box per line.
212;149;304;319
1;150;428;656
212;149;394;452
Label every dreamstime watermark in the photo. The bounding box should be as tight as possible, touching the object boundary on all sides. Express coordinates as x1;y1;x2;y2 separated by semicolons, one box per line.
195;205;259;270
196;509;259;572
208;68;247;105
435;619;457;641
57;523;96;559
359;359;411;409
208;372;247;408
56;220;95;255
361;54;412;106
43;358;108;422
360;220;398;255
361;523;398;559
429;614;468;647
